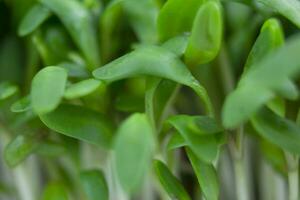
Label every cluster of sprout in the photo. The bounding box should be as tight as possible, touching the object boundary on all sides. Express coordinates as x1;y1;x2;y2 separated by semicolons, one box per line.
1;0;300;200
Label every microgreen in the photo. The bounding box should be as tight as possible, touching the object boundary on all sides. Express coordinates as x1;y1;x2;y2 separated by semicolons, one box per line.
1;0;300;199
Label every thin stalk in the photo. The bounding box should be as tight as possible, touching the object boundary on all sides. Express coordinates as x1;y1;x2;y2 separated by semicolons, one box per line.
218;46;250;200
285;152;299;200
229;126;250;200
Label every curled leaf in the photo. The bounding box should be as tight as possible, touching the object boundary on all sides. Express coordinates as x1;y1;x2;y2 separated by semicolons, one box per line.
184;1;223;66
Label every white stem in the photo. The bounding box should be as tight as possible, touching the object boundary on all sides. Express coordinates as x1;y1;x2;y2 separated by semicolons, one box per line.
288;169;299;200
285;152;299;200
233;157;249;200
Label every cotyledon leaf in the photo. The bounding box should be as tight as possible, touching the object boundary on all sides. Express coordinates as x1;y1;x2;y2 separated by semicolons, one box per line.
80;170;109;200
184;1;223;66
242;18;286;117
154;160;191;200
64;79;102;99
257;0;300;28
18;4;51;36
186;148;219;200
251;107;300;155
39;104;113;148
11;96;31;113
243;18;284;73
39;0;100;69
222;34;300;129
168;115;224;162
93;45;214;116
145;36;188;129
31;66;67;115
157;0;206;42
114;113;155;194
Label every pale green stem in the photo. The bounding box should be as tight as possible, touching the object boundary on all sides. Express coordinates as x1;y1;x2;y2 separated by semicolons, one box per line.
285;152;299;200
230;126;250;200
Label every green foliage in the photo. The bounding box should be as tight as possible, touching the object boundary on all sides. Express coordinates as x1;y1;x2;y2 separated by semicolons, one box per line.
18;4;51;36
184;1;223;66
168;115;224;163
114;113;155;193
40;104;113;148
39;0;101;69
223;30;300;128
31;66;67;115
157;0;205;42
2;0;300;199
187;149;219;200
252;107;300;155
4;134;40;167
64;79;102;99
80;170;109;200
154;160;191;200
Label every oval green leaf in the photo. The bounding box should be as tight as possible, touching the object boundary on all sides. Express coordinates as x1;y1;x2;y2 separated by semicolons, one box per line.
184;1;223;66
39;104;113;148
243;18;284;73
11;96;31;113
18;4;51;36
114;113;155;194
31;66;67;115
